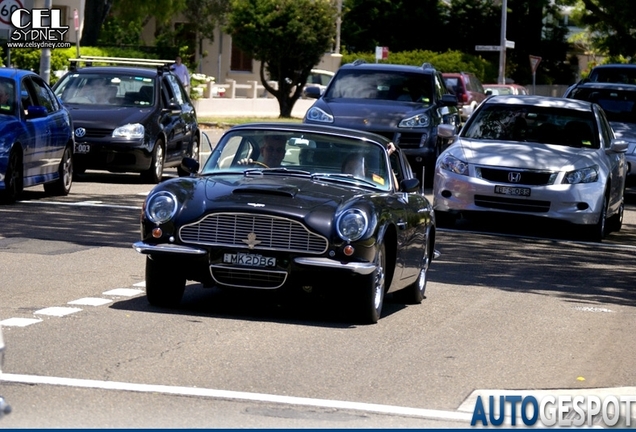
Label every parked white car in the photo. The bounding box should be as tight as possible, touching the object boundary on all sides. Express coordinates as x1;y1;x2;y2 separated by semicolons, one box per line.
433;95;628;241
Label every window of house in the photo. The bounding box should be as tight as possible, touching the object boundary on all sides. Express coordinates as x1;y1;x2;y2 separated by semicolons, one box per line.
231;43;253;72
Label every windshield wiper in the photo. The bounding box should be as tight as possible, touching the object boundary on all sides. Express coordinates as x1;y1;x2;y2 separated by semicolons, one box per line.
311;173;379;188
244;167;312;176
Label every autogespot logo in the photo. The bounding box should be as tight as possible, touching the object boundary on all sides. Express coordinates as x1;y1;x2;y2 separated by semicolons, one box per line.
471;394;636;427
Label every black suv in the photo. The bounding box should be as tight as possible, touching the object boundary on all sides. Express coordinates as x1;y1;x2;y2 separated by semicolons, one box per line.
303;61;459;177
53;57;200;183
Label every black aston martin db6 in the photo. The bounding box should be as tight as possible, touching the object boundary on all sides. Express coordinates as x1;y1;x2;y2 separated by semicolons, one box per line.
133;123;438;323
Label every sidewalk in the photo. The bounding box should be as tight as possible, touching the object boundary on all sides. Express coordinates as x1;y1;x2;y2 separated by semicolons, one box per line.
194;97;315;118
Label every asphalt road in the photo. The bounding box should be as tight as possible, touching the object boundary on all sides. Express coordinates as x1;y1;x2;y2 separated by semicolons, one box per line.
1;135;635;428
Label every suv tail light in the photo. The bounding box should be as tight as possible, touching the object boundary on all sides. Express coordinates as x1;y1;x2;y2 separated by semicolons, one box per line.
461;93;468;103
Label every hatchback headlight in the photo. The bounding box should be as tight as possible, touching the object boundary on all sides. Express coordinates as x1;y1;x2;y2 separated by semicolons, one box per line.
145;191;178;223
336;209;369;242
439;153;469;176
305;107;333;123
113;123;144;139
563;165;599;184
399;113;430;128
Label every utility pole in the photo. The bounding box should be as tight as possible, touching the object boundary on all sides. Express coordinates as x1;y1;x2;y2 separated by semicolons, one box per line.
498;0;507;85
40;0;53;83
335;0;342;54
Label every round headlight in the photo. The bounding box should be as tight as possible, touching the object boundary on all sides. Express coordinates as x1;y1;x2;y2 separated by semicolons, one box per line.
337;209;369;242
146;191;178;223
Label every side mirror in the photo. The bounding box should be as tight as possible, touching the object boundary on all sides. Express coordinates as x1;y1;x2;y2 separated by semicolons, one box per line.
437;123;456;139
609;138;630;153
400;177;420;193
440;94;458;106
303;86;322;99
179;157;200;176
25;105;47;119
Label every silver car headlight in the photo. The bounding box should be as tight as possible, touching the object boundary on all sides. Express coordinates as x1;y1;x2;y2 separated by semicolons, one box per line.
399;113;430;128
439;153;469;176
336;208;369;242
145;191;178;223
563;165;599;184
112;123;145;139
305;107;333;123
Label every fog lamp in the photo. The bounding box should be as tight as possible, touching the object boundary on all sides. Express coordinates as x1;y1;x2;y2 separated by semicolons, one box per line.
152;227;163;238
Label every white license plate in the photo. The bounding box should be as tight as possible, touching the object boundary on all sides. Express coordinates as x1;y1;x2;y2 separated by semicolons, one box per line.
494;185;531;197
74;143;90;154
223;253;276;267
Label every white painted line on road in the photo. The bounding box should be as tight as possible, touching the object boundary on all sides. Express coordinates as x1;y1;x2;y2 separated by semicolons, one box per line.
34;306;82;317
68;297;113;306
0;318;42;327
573;306;614;313
103;288;144;297
0;373;473;423
21;200;140;210
133;281;146;287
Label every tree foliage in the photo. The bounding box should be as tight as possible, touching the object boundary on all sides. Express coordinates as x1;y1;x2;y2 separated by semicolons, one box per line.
576;0;636;61
225;0;337;117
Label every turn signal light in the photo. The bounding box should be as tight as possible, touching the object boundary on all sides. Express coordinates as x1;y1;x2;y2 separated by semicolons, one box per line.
343;244;354;256
152;227;163;238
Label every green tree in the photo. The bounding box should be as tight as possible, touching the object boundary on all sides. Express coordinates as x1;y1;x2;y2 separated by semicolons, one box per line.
80;0;115;46
225;0;337;118
341;0;445;52
576;0;636;60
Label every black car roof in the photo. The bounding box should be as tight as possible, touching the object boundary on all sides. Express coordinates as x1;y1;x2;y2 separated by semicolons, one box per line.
69;66;160;77
228;122;393;145
339;62;437;75
573;81;636;91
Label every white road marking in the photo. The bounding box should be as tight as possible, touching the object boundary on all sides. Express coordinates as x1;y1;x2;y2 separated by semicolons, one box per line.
0;373;473;423
103;288;144;297
68;297;113;306
34;307;82;317
0;318;42;327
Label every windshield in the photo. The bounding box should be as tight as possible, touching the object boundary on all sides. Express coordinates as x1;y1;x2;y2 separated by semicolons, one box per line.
203;130;393;191
54;72;155;106
324;69;432;103
462;104;599;149
568;87;636;124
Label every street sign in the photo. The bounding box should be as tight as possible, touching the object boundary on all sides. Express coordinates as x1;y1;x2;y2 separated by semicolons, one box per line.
375;46;388;60
73;8;79;31
0;0;24;27
475;45;500;51
529;55;542;74
505;40;515;49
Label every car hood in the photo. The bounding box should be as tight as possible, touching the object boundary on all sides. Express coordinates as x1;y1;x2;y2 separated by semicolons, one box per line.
315;99;429;129
203;175;362;210
454;139;596;170
64;105;153;129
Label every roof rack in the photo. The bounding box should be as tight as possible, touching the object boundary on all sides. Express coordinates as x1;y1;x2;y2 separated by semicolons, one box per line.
421;62;434;70
69;56;174;73
351;59;367;66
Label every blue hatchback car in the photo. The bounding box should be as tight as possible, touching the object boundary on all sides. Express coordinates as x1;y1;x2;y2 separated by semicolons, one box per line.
0;68;74;203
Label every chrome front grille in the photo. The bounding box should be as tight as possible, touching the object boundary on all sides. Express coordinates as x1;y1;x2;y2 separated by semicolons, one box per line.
179;213;328;254
477;167;555;186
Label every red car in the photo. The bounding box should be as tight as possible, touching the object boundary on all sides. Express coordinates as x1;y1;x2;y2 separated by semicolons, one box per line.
442;72;489;121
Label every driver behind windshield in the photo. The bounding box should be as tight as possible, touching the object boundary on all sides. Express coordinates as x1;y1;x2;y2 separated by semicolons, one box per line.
238;135;287;167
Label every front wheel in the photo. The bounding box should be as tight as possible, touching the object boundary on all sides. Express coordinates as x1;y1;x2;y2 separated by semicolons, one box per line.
0;148;23;203
43;145;73;196
145;256;186;307
398;234;431;304
584;194;608;242
142;139;164;184
356;242;386;324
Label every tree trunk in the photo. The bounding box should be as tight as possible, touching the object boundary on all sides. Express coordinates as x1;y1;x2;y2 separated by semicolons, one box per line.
80;0;114;46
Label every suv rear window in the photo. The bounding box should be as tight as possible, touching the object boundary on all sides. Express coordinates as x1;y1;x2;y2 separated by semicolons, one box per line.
324;69;433;103
588;67;636;85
